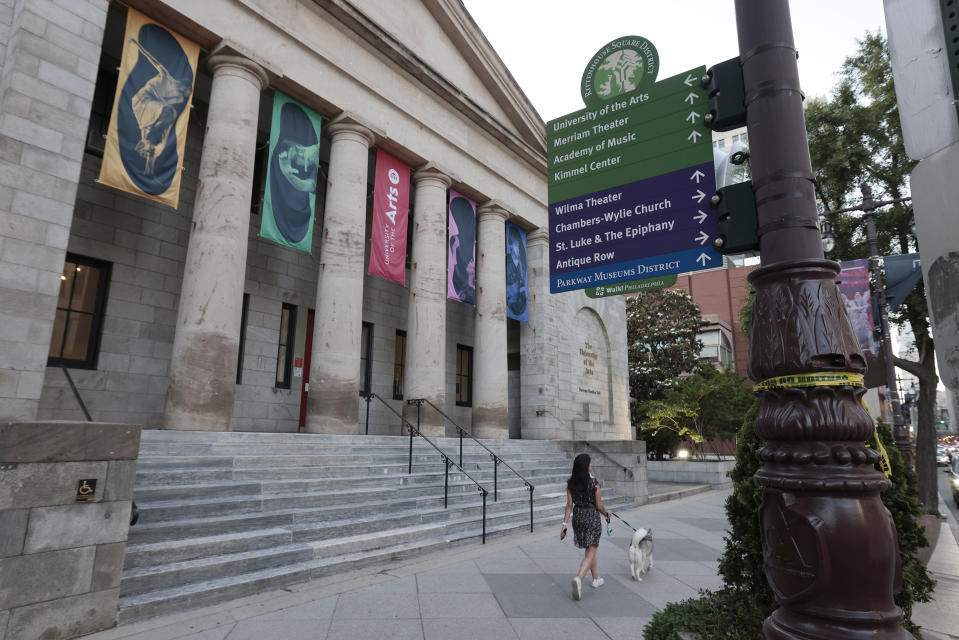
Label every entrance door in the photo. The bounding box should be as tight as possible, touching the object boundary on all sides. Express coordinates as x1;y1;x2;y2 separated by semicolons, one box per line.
299;309;315;428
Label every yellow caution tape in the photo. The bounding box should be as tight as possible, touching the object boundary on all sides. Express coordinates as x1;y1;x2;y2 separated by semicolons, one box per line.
754;372;865;391
866;429;893;478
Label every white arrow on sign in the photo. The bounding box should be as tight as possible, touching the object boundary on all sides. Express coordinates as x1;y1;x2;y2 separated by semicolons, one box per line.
687;130;702;143
694;210;708;224
686;111;701;124
684;92;699;104
684;73;696;87
696;252;712;267
692;190;706;203
689;169;705;183
695;230;709;245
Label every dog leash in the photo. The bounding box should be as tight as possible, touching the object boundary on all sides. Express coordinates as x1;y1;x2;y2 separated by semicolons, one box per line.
610;511;637;532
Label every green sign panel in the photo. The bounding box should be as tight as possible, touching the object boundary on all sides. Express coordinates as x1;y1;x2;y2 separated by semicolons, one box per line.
585;274;678;298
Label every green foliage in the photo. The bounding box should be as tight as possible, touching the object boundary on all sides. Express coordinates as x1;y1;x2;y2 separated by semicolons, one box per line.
640;366;754;459
874;422;936;638
626;290;705;438
643;588;766;640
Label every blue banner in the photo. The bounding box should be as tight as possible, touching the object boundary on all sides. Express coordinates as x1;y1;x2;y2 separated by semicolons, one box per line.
505;222;528;322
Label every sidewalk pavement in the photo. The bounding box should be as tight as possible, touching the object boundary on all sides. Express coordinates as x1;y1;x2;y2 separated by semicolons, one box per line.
914;492;959;640
83;484;959;640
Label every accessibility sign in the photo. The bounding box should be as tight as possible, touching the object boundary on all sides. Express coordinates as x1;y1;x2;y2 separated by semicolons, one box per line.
547;36;720;294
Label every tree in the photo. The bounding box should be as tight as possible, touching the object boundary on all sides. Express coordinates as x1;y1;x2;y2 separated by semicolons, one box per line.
805;31;940;508
640;365;754;459
626;289;705;456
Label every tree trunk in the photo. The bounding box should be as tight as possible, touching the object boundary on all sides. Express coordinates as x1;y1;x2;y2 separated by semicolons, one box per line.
915;346;939;510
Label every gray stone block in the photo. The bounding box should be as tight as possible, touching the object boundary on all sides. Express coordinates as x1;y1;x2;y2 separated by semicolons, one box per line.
92;542;126;591
0;422;141;462
0;547;94;609
6;588;119;640
0;509;27;557
24;501;130;553
103;460;137;502
0;609;7;640
0;460;106;509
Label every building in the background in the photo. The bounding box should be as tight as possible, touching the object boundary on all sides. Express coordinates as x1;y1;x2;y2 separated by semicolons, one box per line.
0;0;631;441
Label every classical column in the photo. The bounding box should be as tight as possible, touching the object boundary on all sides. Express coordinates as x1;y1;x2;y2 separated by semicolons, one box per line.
472;201;511;438
305;114;376;434
520;228;555;439
403;164;453;436
164;54;268;431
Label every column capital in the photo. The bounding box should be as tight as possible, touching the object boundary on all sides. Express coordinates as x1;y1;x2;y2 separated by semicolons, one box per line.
476;199;513;223
413;162;455;189
327;112;378;148
206;53;270;92
528;227;549;246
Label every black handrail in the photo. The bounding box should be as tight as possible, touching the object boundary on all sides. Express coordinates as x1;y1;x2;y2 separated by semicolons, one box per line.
366;393;488;543
409;398;535;533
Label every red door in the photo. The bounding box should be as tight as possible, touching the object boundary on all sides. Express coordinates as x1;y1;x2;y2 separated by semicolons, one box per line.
299;309;315;428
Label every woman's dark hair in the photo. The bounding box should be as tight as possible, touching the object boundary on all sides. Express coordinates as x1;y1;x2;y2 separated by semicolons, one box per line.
567;453;591;495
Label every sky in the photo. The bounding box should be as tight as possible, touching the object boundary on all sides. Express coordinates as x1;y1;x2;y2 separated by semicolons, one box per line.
462;0;888;122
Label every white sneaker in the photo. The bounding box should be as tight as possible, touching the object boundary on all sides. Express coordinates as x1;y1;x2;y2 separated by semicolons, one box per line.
571;576;582;600
591;577;605;589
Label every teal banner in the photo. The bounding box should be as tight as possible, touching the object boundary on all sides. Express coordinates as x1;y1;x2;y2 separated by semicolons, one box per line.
260;92;323;252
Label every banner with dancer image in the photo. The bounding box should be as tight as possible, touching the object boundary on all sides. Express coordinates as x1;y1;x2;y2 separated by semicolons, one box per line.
505;221;528;322
368;149;410;284
448;190;476;304
838;259;879;357
260;92;323;252
98;9;199;208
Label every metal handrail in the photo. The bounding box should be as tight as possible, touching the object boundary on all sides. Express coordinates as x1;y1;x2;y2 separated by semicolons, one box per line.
366;393;488;543
409;398;535;533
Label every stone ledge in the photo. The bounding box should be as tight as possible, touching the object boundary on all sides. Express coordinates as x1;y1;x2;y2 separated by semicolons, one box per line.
0;422;141;462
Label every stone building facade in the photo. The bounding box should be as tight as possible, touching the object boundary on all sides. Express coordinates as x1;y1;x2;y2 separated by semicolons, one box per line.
0;0;631;441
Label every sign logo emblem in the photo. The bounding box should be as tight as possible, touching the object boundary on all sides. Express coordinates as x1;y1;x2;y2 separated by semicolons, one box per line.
581;36;658;107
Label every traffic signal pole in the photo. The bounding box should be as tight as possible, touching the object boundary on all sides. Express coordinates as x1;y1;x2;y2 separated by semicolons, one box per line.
735;1;910;637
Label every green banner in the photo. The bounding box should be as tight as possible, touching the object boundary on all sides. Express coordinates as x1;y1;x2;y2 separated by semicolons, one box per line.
260;92;323;252
585;274;677;298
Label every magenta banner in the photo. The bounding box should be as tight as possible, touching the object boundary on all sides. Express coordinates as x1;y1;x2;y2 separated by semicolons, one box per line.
368;149;410;285
448;190;476;304
838;259;879;357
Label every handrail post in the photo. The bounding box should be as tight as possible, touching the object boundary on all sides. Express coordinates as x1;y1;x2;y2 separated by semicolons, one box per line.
408;422;414;474
493;456;498;502
444;457;449;508
482;491;487;544
458;427;463;466
529;484;534;532
364;392;373;435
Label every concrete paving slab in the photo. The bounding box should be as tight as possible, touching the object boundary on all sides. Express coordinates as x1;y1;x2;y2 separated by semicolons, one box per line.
593;616;654;640
223;619;322;640
414;564;491;594
508;617;609;640
419;592;504;619
331;591;420;619
423;618;518;640
248;597;337;621
325;618;423;640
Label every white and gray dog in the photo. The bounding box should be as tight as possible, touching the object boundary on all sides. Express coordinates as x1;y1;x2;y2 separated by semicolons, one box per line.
628;527;654;581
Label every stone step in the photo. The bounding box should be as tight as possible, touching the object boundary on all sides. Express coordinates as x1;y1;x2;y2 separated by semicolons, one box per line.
120;543;314;597
124;528;293;569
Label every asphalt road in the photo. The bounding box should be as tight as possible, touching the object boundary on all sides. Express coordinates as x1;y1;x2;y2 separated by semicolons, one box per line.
939;463;958;519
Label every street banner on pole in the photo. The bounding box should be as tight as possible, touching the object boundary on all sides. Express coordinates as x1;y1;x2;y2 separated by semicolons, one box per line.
260;92;323;252
547;36;720;294
883;252;922;312
448;190;476;304
505;221;529;322
98;8;199;208
838;259;879;357
368;149;410;285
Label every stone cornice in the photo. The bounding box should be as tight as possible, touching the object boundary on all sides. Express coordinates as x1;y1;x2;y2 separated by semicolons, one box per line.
310;0;547;175
477;199;513;222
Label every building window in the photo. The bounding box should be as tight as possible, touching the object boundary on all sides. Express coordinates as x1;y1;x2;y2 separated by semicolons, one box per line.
717;138;726;149
456;344;473;407
48;254;111;369
237;293;250;384
360;322;373;396
393;330;406;399
275;303;296;389
698;329;733;367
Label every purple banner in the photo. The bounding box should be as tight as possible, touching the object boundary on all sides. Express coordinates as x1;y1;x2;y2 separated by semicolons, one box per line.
448;190;476;304
838;259;879;357
505;221;528;322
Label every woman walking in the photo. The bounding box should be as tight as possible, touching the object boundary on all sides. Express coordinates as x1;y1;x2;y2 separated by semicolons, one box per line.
560;453;611;600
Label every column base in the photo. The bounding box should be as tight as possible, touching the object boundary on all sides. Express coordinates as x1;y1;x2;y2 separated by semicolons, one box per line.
472;406;508;439
303;416;359;435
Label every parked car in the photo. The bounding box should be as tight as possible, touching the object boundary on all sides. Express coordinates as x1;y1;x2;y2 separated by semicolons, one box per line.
938;447;951;466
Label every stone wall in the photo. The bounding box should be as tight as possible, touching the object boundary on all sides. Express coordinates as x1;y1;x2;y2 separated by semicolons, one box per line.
0;0;108;422
553;439;648;505
0;421;140;640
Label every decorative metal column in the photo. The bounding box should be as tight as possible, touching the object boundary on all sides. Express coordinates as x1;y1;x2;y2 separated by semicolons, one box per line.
736;1;910;637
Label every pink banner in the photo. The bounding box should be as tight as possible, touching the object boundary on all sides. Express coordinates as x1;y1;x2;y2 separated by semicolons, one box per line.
838;259;879;357
448;190;476;304
368;149;410;285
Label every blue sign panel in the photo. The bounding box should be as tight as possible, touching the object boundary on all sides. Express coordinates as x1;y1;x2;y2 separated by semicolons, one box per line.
549;161;720;293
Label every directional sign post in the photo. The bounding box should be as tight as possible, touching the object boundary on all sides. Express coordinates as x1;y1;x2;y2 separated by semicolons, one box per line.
547;36;720;295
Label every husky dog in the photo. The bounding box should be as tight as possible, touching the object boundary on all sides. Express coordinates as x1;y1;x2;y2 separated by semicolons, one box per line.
628;527;654;581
